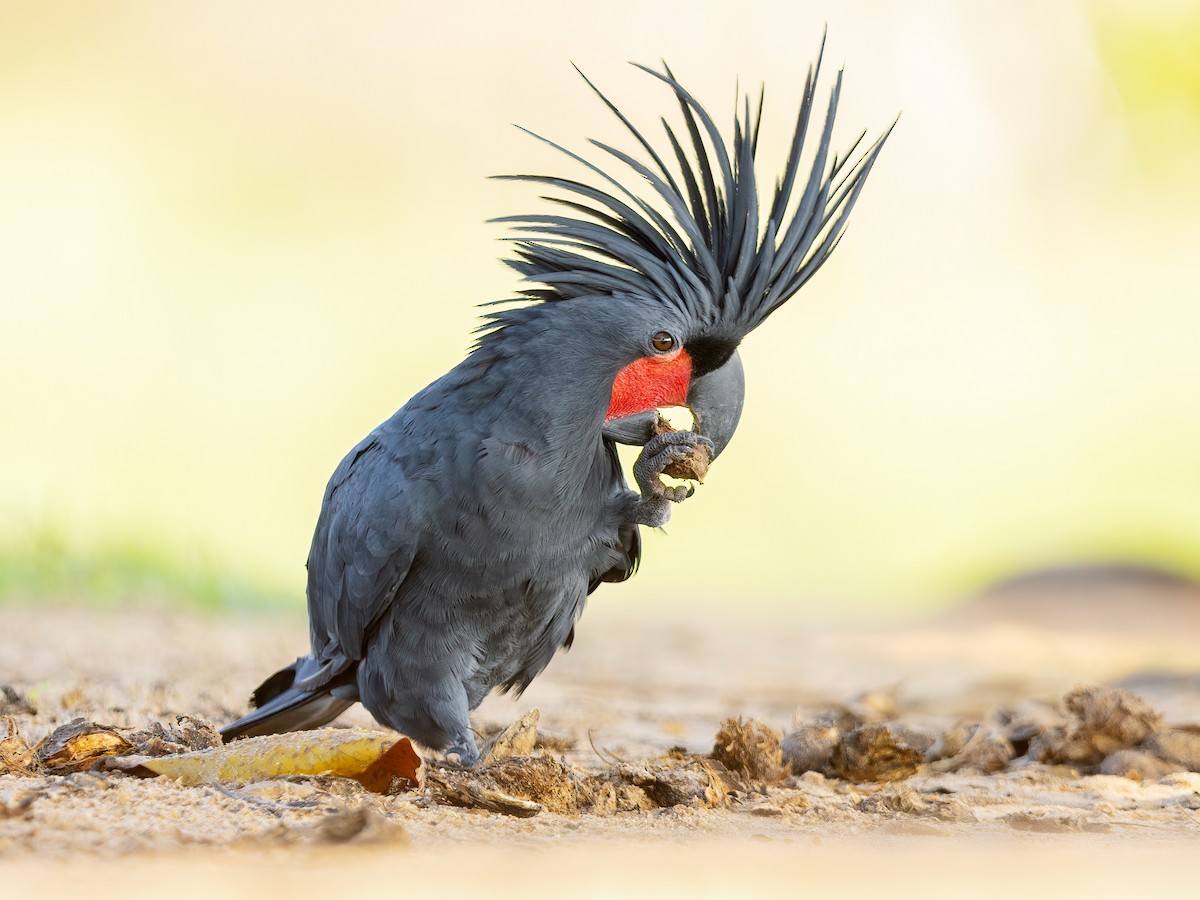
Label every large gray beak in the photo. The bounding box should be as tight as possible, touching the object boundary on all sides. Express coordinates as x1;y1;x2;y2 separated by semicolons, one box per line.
601;351;745;460
683;350;744;460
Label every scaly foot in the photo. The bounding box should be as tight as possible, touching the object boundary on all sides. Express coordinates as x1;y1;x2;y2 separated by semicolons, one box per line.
631;430;714;527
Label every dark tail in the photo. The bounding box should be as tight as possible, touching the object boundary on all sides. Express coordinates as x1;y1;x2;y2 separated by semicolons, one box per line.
220;656;358;742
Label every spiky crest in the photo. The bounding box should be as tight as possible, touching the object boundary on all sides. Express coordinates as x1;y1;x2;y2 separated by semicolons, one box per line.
481;36;893;344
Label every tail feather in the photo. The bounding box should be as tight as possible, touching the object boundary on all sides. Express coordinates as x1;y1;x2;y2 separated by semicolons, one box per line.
221;657;358;742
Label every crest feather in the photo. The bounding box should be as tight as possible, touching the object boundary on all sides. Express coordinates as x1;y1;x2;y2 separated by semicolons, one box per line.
484;35;894;340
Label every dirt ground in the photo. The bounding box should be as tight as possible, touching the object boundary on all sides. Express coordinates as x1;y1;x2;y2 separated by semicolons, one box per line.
3;576;1200;897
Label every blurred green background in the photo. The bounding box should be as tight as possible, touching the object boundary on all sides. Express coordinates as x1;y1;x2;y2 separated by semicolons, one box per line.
2;1;1199;619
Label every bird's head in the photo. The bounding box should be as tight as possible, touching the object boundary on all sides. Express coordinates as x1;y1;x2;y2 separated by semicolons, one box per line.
482;36;892;461
597;316;744;461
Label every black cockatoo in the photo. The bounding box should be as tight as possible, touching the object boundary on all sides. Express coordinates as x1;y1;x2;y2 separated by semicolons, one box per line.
222;44;890;764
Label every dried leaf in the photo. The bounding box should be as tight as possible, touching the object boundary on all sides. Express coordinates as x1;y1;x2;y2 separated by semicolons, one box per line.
35;718;133;773
425;752;577;816
0;717;38;776
480;756;578;813
712;717;786;782
480;709;540;763
106;728;421;793
427;773;544;817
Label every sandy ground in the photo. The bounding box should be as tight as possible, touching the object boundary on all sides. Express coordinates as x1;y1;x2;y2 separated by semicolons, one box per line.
2;580;1200;897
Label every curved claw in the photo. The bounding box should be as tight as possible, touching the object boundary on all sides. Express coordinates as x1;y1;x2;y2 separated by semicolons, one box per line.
633;432;708;503
641;429;714;458
444;740;480;768
630;434;704;527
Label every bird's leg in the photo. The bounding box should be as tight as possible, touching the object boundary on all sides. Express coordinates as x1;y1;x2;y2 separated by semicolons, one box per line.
438;697;481;767
443;732;480;768
630;430;715;527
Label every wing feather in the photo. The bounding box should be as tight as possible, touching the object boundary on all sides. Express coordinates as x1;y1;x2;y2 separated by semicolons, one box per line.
306;437;417;672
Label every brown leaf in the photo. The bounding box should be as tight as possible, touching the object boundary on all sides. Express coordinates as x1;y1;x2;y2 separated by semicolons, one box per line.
354;736;423;793
425;753;576;816
427;773;544;817
481;756;578;814
0;717;38;776
35;718;133;773
712;717;786;782
480;709;539;763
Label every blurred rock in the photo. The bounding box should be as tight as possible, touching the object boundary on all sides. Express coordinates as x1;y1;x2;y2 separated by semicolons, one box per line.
1098;749;1183;781
930;721;1014;774
584;757;737;811
997;700;1066;756
831;723;924;782
0;686;36;717
781;720;840;775
857;784;977;823
1144;730;1200;771
1032;686;1162;767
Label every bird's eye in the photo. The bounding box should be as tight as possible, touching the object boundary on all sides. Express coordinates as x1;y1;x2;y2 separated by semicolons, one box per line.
651;332;675;353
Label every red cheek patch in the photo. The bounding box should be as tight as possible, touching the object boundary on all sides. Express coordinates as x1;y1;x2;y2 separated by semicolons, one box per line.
605;349;692;421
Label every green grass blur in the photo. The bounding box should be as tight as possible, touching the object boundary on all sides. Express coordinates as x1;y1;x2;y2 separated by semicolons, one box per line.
2;2;1199;618
0;526;292;613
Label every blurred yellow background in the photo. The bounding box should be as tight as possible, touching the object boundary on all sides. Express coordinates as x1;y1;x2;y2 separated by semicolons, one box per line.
2;1;1199;617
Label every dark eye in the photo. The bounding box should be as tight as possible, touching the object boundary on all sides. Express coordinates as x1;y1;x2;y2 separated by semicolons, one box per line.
651;332;675;353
